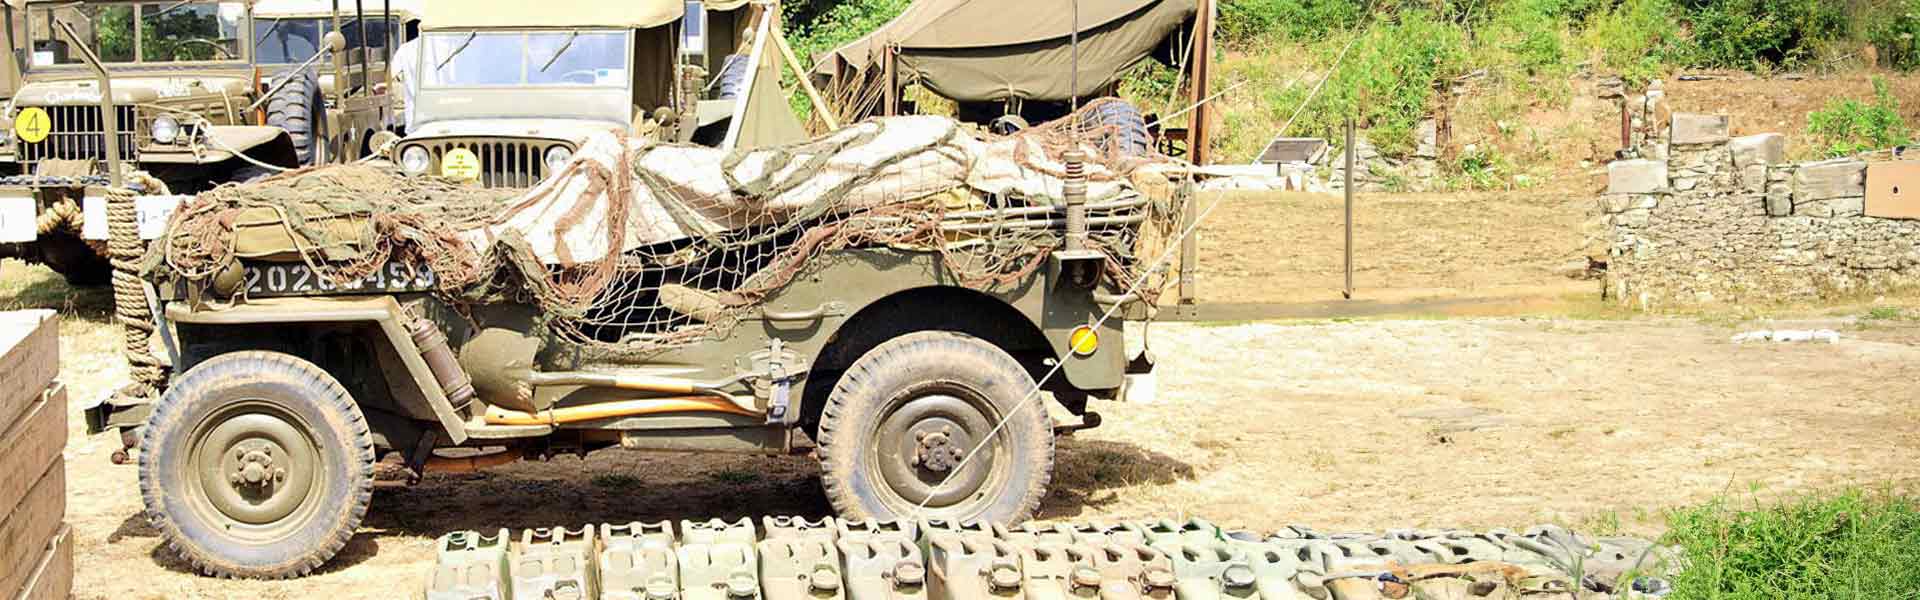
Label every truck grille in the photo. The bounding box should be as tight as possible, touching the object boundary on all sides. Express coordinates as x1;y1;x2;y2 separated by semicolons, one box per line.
18;106;138;165
411;138;565;189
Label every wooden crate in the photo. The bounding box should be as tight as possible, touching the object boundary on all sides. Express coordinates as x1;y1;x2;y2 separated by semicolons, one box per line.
0;385;65;523
0;310;57;427
13;524;72;600
0;461;65;597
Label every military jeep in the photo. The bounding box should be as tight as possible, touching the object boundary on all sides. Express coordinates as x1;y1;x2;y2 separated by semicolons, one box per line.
390;0;785;188
104;106;1182;578
0;0;329;283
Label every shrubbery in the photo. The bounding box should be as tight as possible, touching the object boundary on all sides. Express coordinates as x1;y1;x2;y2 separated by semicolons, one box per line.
1663;488;1920;599
1806;77;1913;157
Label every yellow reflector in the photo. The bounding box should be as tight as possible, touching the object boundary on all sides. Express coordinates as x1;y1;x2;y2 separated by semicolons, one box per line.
1069;326;1098;356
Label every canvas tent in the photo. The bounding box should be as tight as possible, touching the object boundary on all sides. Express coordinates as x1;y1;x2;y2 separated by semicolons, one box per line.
812;0;1194;118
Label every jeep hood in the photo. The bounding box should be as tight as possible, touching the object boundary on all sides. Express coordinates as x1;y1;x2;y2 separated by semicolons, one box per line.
404;119;628;146
13;75;251;106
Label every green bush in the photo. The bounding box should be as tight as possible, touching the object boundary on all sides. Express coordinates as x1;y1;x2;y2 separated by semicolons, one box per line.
1867;1;1920;71
1806;77;1912;157
1663;488;1920;599
1682;0;1850;69
783;0;910;73
1219;0;1365;43
1268;11;1469;154
1583;0;1689;85
1483;0;1575;75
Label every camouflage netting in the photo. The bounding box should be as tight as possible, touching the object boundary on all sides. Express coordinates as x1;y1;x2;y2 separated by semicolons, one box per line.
157;99;1187;353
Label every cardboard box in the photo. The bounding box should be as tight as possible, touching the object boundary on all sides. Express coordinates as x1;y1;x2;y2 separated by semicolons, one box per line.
0;385;64;523
0;310;58;428
13;524;72;600
1865;161;1920;219
0;461;65;598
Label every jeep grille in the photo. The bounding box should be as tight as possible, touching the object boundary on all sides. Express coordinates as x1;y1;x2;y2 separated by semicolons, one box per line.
18;105;138;166
411;138;567;189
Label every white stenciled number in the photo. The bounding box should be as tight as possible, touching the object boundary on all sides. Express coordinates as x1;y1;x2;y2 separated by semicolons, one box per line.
292;266;312;292
266;265;289;293
245;267;263;294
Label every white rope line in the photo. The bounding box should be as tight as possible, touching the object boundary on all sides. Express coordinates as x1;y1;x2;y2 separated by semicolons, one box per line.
906;16;1375;519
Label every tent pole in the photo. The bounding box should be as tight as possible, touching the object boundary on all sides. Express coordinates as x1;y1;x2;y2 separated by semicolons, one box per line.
1186;0;1215;165
884;45;898;116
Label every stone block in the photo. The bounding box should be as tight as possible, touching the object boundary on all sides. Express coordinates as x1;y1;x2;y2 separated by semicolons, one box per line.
1671;113;1730;145
1607;159;1667;194
1794;158;1867;202
1730;133;1786;168
1829;196;1866;217
1766;192;1793;217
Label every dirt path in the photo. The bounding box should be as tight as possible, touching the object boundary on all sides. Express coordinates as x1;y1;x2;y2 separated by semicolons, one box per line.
34;294;1918;598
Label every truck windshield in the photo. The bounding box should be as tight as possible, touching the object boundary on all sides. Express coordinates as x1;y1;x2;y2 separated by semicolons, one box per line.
255;16;395;65
422;30;628;88
27;1;247;67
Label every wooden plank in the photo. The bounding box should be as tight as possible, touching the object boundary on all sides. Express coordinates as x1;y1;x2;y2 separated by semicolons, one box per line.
12;524;71;600
0;461;64;598
0;385;64;521
1866;161;1920;219
0;310;58;428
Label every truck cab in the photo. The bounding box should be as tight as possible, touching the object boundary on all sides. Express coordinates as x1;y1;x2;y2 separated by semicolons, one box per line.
390;0;784;188
252;0;422;160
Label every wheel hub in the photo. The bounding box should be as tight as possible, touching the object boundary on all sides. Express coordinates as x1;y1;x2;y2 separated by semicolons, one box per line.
192;407;320;528
874;391;998;508
912;429;968;472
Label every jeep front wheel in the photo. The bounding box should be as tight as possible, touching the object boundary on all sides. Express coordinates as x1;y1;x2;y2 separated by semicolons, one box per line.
139;351;374;579
816;331;1053;524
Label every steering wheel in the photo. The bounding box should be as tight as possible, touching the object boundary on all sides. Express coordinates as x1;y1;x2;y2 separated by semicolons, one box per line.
172;38;236;60
558;70;599;85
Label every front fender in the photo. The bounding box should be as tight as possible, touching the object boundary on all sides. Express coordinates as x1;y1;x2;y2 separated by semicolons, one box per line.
165;295;470;443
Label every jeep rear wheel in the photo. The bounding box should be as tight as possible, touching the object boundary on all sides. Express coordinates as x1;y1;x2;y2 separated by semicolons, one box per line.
816;332;1053;525
139;351;374;579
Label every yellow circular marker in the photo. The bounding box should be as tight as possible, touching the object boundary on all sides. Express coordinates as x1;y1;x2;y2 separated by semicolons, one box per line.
13;107;50;144
440;147;481;182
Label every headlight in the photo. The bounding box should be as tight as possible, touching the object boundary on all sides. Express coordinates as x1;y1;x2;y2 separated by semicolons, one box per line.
400;146;430;175
544;146;573;173
151;115;180;144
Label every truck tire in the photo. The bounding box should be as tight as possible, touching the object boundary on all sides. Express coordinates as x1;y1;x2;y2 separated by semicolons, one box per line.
816;331;1053;525
1087;99;1152;158
265;69;324;166
39;231;110;285
139;351;375;579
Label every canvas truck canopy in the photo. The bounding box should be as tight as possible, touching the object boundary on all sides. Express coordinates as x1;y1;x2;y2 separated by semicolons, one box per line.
814;0;1193;105
422;0;683;30
253;0;423;17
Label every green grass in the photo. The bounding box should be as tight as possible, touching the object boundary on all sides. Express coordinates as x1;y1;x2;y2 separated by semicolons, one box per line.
711;469;760;485
1662;488;1920;599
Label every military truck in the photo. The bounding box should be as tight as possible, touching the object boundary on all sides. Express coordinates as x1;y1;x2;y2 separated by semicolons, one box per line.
0;0;327;282
390;0;790;188
101;102;1183;578
253;0;421;161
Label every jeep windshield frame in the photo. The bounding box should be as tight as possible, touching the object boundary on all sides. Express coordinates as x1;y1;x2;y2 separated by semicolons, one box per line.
22;0;252;73
418;28;632;91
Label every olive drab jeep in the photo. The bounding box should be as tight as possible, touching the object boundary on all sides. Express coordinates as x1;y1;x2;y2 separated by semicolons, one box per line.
389;0;793;188
96;100;1185;578
0;0;360;283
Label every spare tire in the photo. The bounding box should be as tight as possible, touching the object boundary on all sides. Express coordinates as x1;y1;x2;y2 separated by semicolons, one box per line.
265;69;324;166
1086;99;1152;158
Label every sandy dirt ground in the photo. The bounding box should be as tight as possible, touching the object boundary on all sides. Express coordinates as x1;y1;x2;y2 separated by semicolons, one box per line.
8;258;1917;599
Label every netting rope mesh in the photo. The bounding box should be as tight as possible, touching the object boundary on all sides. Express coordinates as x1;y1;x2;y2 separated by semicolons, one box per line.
157;100;1187;355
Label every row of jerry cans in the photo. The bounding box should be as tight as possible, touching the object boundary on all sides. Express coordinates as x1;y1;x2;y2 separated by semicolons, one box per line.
427;517;1627;600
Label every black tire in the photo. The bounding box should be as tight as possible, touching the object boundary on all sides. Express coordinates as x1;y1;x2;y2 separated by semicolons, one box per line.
1086;99;1152;158
714;54;750;100
816;331;1053;525
39;231;110;285
139;351;375;579
265;69;324;166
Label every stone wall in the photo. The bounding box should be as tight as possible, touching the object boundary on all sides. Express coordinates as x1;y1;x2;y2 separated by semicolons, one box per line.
1324;118;1442;193
1601;113;1920;308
